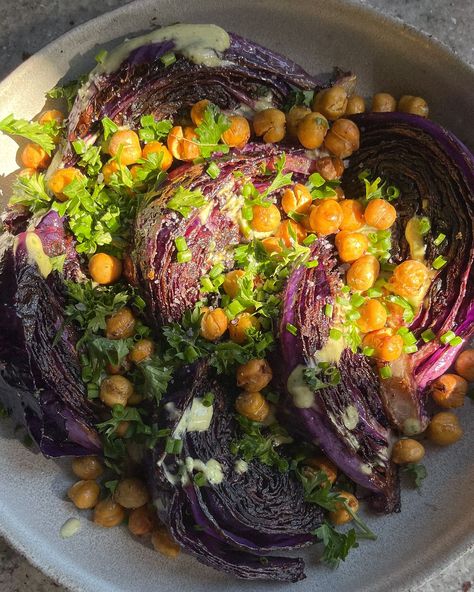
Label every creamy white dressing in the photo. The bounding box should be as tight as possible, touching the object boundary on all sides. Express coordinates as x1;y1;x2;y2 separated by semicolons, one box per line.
198;201;214;224
19;232;53;278
405;217;427;263
185;457;224;485
342;405;359;431
234;459;249;474
287;365;314;408
60;518;81;539
173;398;214;439
360;463;372;475
313;334;346;365
96;24;230;74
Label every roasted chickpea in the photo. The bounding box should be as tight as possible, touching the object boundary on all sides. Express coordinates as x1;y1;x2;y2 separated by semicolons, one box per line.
346;255;380;292
253;108;286;143
314;156;345;181
261;237;283;255
345;95;366;115
362;328;404;362
68;480;100;510
190;99;210;126
364;198;397;230
100;375;134;408
129;339;155;364
228;312;260;344
339;199;365;231
151;527;180;557
108;129;142;165
371;93;396;112
385;300;405;330
115;421;131;438
274;219;307;247
93;497;126;528
200;307;228;341
47;167;83;201
356;298;387;333
454;349;474;382
72;456;104;480
106;357;132;376
427;412;463;446
167;125;200;160
324;118;360;159
142;141;173;171
430;374;468;408
20;143;50;169
128;505;156;536
391;438;425;464
39;109;65;126
251;203;281;232
312;86;348;120
309;199;343;236
286;105;311;137
106;307;136;340
114;477;150;509
297;112;328;149
236;359;273;392
235;391;270;422
102;160;121;184
304;455;338;484
223;269;245;299
281;184;313;215
329;491;359;525
335;231;369;262
398;95;429;117
388;260;430;300
89;253;122;285
221;115;251;148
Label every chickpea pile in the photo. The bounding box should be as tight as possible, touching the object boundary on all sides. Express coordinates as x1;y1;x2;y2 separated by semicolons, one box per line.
234;358;273;423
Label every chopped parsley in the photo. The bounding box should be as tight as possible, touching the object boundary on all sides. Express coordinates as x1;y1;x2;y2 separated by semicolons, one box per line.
0;113;60;154
167;186;208;217
402;463;427;489
194;103;230;158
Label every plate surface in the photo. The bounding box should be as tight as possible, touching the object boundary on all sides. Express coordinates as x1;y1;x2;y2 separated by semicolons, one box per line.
0;1;473;591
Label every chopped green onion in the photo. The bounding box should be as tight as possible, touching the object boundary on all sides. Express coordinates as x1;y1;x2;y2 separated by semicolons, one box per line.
397;327;409;335
381;262;396;272
303;233;317;246
432;256;447;270
305;259;319;268
165;438;183;454
209;264;224;279
379;366;392;379
174;236;188;252
160;52;176;67
346;310;361;321
341;285;351;294
177;250;192;263
385;185;400;200
440;330;456;345
399;330;417;345
403;344;418;354
286;323;298;336
418;217;431;235
362;346;375;356
433;233;446;246
421;328;436;342
200;277;214;292
449;336;463;347
329;328;342;340
95;49;108;64
202;392;215;407
350;294;365;308
227;300;246;318
193;471;206;487
241;183;254;198
206;162;220;179
241;204;254;220
324;304;333;317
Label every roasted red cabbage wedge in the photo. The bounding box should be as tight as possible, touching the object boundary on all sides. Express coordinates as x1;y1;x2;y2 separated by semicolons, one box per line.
279;239;400;514
150;362;323;582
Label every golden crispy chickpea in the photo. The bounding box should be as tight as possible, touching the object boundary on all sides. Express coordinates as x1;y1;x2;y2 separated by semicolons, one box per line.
454;349;474;382
430;374;468;409
281;184;313;214
129;339;155;364
253;108;286;143
362;328;404;362
221;115;251;148
102;160;121;185
346;254;380;292
115;421;130;438
151;527;180;557
329;491;359;525
128;505;156;536
427;412;463;446
335;231;369;262
100;375;134;408
89;253;122;285
142;141;173;171
339;199;365;231
312;86;348;120
108;129;142;165
93;497;126;528
223;270;245;299
345;95;366;115
261;237;283;255
20;143;50;170
297;112;329;149
47;167;83;201
356;298;387;333
167;125;200;160
398;95;429;117
72;456;104;480
235;391;270;422
286;105;311;137
309;199;343;236
251;203;281;232
190;99;210;126
200;307;228;341
67;480;100;510
364;198;397;230
114;478;150;509
236;359;273;392
314;156;345;181
39;109;65;126
228;313;260;344
106;307;136;340
388;260;430;300
324;118;360;158
304;455;338;485
106;358;132;376
391;438;425;464
274;219;307;247
371;93;397;112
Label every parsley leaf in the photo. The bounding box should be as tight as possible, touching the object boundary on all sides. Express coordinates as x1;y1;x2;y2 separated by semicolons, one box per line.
46;78;85;110
402;462;427;489
138;115;173;143
0;114;59;154
261;154;293;198
194;103;230;158
167;186;208;217
314;522;359;568
8;173;52;213
134;356;173;406
72;139;103;177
